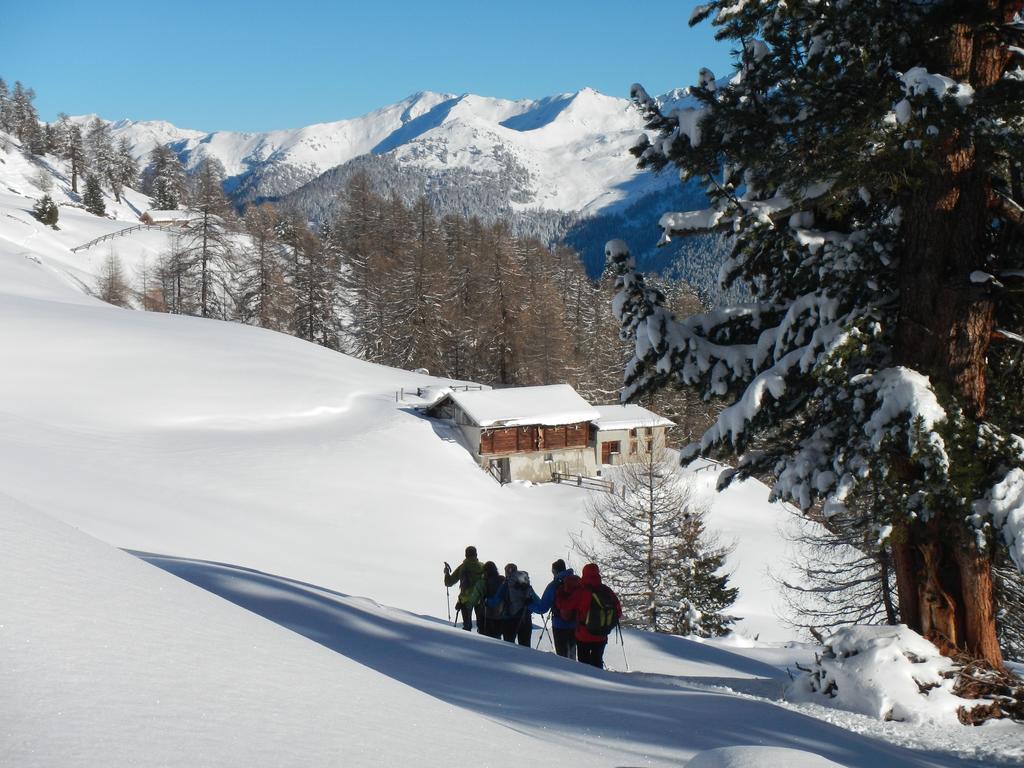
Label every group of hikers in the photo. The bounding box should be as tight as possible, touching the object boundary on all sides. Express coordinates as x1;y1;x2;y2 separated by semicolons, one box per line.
443;545;623;669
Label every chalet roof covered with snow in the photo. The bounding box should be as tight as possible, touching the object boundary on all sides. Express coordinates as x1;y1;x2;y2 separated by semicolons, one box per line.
446;384;600;428
141;209;196;220
591;404;675;430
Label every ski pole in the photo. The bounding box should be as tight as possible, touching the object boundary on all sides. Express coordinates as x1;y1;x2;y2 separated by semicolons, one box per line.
536;611;551;650
444;561;452;623
616;623;629;672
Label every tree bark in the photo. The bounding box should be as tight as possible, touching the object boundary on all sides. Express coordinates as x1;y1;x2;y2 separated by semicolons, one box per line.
891;531;921;631
890;6;1014;669
956;544;1004;664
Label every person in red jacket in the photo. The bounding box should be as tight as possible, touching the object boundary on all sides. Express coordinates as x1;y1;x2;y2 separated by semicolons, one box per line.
560;563;622;668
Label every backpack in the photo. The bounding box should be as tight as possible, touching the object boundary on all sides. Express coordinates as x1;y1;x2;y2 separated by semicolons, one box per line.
458;559;484;604
582;584;618;637
506;571;532;616
459;566;474;592
555;574;581;622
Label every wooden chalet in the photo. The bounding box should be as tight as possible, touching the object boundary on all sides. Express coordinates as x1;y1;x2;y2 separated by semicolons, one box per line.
428;384;600;483
139;209;198;227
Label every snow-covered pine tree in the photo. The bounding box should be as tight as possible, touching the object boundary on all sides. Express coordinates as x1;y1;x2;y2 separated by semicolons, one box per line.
82;174;105;217
31;194;58;228
56;116;84;194
574;447;738;636
610;1;1024;667
143;145;188;210
9;81;38;145
85;118;114;191
113;137;139;195
0;78;9;133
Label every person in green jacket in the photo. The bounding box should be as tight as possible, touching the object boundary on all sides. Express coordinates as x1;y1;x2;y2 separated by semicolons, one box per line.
444;545;485;632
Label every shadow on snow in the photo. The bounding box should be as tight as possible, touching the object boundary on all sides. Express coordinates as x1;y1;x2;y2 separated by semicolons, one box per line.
130;551;987;768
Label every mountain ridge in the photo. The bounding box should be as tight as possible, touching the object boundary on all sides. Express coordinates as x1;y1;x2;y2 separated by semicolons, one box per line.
70;86;683;216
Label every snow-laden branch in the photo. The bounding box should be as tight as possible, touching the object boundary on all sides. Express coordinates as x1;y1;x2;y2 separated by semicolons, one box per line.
657;182;833;241
974;468;1024;571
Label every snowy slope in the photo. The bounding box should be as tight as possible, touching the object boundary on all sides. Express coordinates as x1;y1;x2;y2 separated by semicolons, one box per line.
4;494;1011;767
74;87;676;215
1;493;591;768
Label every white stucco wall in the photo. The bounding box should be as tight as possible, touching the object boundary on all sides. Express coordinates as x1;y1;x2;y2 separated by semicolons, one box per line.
594;426;668;466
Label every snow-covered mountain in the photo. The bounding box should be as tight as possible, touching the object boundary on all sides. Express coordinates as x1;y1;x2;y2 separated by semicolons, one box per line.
77;88;676;215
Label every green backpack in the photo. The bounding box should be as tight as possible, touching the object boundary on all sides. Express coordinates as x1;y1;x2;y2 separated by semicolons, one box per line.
583;585;618;637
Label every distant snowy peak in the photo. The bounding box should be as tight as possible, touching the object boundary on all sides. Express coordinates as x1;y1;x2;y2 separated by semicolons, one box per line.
79;87;679;215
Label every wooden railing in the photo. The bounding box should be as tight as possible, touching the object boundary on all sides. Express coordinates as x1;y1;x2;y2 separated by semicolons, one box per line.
395;383;485;403
70;223;177;253
552;472;616;495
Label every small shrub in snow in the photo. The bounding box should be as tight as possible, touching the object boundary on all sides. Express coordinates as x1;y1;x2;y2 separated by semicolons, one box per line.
31;194;58;228
786;625;983;725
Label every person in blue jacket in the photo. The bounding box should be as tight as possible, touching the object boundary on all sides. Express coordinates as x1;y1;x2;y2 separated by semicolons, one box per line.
486;563;540;646
532;558;579;660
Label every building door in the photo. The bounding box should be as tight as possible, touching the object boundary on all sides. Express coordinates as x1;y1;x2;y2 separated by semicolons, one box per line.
601;441;620;465
499;457;511;484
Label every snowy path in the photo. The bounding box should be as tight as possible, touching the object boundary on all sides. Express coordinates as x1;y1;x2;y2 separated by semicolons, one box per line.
138;552;994;768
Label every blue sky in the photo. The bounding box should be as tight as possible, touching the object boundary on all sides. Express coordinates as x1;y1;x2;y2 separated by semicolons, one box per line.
3;1;732;132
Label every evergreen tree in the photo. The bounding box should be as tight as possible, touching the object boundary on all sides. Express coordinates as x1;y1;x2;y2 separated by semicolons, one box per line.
42;122;60;155
143;145;188;210
0;78;9;133
9;81;38;144
85;117;114;184
31;194;59;227
57;116;85;195
610;1;1024;666
574;446;738;636
82;174;105;216
112;137;139;198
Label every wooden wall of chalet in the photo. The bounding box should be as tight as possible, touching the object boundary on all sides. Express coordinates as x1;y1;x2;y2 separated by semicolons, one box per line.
479;422;588;455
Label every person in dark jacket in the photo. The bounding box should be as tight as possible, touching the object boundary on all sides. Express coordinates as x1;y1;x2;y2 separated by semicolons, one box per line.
480;560;505;638
559;562;622;668
486;563;540;646
444;546;485;632
532;558;579;659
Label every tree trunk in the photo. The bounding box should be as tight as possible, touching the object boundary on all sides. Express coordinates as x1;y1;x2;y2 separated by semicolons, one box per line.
878;549;898;626
889;7;1009;669
891;528;921;630
956;544;1004;664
